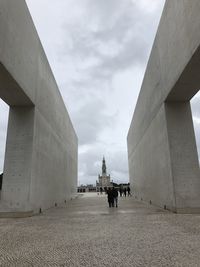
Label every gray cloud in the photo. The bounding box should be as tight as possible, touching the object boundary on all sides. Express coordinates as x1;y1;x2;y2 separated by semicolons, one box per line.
59;0;164;83
194;122;200;160
191;92;200;161
73;98;118;145
191;92;200;118
0;100;9;172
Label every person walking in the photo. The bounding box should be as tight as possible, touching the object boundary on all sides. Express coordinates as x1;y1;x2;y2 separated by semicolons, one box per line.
124;187;127;197
112;187;118;207
119;187;123;197
127;186;131;196
107;188;114;207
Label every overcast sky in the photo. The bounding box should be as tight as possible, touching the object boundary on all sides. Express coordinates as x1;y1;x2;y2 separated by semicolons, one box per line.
0;0;200;185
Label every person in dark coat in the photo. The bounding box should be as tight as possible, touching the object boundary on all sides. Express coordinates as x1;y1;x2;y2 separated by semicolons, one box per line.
119;187;123;197
107;187;114;207
0;173;3;190
127;186;131;196
112;187;118;207
124;187;127;197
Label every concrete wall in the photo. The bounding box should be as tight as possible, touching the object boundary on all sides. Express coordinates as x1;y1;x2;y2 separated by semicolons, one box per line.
128;0;200;213
0;0;78;214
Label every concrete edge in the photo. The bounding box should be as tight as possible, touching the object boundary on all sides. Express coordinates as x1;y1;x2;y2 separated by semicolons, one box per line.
174;208;200;214
0;210;34;218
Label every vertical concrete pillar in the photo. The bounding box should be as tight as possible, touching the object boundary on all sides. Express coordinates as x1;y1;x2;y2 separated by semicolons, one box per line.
1;106;35;212
165;102;200;213
0;0;78;216
128;1;200;213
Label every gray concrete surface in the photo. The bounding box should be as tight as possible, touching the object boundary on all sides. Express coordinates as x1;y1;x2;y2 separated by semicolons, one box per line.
127;0;200;212
0;0;78;214
1;193;200;266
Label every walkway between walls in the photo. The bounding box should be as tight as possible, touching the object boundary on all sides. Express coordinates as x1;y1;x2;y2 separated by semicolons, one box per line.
1;193;200;266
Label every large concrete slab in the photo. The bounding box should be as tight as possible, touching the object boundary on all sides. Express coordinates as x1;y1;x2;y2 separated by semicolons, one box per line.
128;0;200;213
0;0;78;214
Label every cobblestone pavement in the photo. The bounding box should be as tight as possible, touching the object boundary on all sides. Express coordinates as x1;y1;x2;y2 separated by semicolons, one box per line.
1;193;200;266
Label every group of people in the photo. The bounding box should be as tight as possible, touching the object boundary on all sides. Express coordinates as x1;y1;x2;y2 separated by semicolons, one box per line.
119;186;131;197
107;186;131;208
107;187;119;207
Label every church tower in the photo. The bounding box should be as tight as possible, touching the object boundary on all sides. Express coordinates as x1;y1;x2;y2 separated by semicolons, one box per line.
102;156;106;175
96;157;112;191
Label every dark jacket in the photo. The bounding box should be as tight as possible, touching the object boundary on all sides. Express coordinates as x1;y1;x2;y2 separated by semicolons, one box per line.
113;188;118;198
107;188;114;202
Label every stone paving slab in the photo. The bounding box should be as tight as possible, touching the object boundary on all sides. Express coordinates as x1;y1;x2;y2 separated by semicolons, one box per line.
1;193;200;266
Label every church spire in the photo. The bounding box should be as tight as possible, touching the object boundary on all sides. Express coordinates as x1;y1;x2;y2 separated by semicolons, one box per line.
102;156;107;175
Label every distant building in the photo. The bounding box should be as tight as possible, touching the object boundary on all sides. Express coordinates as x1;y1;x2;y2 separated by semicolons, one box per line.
77;157;130;194
96;157;113;192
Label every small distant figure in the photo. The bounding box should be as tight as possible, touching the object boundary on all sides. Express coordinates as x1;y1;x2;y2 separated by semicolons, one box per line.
100;187;103;194
127;186;131;196
112;187;118;207
124;187;127;197
119;187;123;197
107;188;114;207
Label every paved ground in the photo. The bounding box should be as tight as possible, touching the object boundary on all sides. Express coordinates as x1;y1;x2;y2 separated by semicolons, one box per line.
1;193;200;266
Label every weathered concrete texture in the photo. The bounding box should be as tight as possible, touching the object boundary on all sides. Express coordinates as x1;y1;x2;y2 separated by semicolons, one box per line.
128;0;200;212
0;0;78;214
1;194;200;266
129;105;176;211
